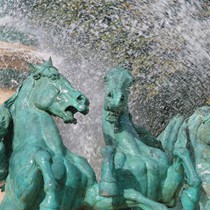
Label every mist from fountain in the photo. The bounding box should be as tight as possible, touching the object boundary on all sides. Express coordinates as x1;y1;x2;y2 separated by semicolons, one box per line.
0;1;210;208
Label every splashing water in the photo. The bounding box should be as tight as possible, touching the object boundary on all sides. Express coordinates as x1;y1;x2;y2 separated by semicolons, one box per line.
0;15;110;176
0;3;210;207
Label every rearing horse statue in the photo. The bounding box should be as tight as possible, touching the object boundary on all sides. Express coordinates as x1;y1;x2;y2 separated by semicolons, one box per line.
99;67;201;210
0;60;173;210
0;58;97;210
158;106;210;209
0;62;202;210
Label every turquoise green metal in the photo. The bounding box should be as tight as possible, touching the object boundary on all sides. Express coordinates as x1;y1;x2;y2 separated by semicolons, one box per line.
158;106;210;209
99;67;201;210
0;58;97;210
0;63;204;209
0;106;11;184
0;60;92;210
0;60;173;210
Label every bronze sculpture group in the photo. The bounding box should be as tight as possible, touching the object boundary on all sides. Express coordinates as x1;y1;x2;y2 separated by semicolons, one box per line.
0;58;208;210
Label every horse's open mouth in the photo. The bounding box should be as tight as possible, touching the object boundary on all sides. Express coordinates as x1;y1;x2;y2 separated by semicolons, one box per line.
64;106;78;124
63;105;89;124
106;111;121;123
66;106;78;115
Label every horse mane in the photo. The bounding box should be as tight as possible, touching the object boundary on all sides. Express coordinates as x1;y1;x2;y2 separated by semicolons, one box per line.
0;89;21;187
0;78;32;188
3;85;22;110
0;59;54;189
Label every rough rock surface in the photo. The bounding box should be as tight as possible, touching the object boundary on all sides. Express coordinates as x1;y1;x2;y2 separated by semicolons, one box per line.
3;0;210;135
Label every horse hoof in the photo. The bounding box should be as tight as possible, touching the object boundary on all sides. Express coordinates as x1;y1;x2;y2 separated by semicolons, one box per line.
99;181;121;197
158;204;168;210
40;204;60;210
40;197;60;210
181;187;199;210
40;207;60;210
52;157;66;181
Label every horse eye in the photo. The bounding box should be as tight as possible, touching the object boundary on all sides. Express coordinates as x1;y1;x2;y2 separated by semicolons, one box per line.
107;92;112;97
50;74;59;81
104;76;109;82
33;73;41;80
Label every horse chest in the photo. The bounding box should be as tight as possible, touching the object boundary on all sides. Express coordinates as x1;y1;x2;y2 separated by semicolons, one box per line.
115;153;162;197
125;155;160;176
115;146;168;196
114;132;140;153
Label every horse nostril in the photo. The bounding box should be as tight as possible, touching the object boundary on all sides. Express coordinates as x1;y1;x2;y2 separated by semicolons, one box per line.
77;95;84;102
107;92;112;98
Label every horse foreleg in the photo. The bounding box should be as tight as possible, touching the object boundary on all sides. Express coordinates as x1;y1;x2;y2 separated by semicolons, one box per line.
85;184;168;210
124;189;168;210
99;145;120;197
173;147;201;210
161;158;184;207
34;150;59;210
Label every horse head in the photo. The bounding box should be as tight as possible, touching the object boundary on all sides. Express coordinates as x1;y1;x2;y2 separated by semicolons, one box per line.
29;58;90;124
104;67;133;123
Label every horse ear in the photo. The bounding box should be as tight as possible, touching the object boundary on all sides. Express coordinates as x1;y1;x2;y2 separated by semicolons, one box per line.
48;57;53;65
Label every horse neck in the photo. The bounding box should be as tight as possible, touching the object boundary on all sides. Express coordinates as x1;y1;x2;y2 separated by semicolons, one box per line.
12;77;38;119
102;106;139;139
10;78;61;151
103;107;147;155
103;103;129;125
11;76;33;108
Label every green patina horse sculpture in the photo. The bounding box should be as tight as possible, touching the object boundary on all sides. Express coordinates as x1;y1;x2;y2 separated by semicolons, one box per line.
158;106;210;209
99;68;201;210
0;60;173;210
0;58;97;210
